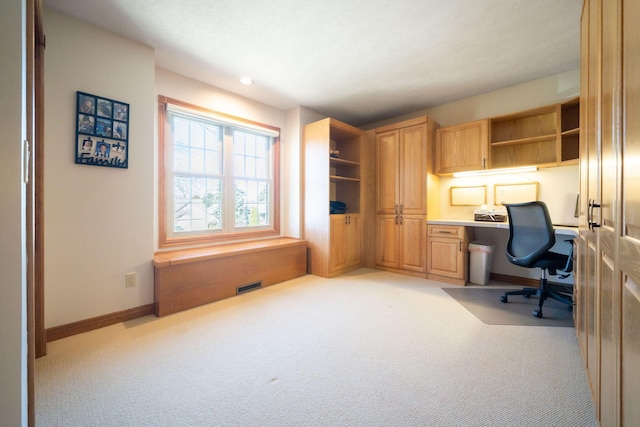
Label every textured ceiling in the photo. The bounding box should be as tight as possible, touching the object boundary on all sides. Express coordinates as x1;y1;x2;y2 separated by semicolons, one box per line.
43;0;582;126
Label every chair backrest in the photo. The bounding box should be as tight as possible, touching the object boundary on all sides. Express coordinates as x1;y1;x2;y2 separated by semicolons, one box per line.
505;201;556;268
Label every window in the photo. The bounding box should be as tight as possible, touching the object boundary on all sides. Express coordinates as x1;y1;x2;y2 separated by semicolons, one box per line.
158;96;280;247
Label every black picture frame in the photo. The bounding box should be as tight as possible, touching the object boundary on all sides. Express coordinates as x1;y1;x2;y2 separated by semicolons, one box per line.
75;91;130;169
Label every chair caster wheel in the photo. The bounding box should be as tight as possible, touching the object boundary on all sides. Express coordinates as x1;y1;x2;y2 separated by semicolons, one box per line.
500;296;508;303
533;310;543;318
523;294;531;299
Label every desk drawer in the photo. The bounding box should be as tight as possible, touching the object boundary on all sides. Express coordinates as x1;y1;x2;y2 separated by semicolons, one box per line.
428;225;465;239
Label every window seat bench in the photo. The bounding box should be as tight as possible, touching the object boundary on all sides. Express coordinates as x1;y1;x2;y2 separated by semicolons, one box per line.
152;237;307;316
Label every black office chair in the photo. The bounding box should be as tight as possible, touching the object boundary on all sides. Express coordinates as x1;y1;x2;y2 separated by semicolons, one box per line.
499;201;574;318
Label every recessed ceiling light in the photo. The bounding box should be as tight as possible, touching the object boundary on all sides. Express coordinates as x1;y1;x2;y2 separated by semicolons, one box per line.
239;76;254;86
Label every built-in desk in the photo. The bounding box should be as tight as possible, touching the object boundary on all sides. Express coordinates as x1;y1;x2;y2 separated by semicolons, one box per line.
428;219;578;236
427;219;578;286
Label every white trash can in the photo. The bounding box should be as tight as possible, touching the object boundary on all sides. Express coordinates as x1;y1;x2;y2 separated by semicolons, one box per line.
468;241;495;285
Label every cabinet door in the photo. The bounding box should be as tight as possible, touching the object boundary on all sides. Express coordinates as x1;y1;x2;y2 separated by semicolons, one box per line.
399;216;426;272
435;120;488;174
344;214;361;269
375;215;399;268
330;215;348;272
330;215;361;274
427;237;464;279
621;0;640;424
376;131;399;214
399;125;426;215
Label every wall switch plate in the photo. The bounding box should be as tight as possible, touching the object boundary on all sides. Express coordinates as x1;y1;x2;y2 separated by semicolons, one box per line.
125;272;137;287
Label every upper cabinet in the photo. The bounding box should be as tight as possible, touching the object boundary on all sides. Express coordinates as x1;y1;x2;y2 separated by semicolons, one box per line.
435;99;580;175
435;119;488;175
489;104;559;168
489;98;580;169
560;97;580;164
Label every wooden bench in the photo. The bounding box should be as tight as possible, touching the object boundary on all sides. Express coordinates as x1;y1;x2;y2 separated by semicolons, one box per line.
153;237;307;316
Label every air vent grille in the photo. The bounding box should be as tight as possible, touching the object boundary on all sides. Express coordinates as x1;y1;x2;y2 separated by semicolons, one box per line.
237;281;262;294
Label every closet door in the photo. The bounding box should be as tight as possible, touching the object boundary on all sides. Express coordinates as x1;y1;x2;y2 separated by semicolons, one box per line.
376;131;399;214
620;0;640;424
582;0;602;407
398;124;426;215
598;0;622;425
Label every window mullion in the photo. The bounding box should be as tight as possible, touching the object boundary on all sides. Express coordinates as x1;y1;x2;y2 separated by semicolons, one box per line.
222;129;235;233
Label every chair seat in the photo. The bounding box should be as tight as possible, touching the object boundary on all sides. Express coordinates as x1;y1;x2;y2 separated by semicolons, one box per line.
530;251;569;272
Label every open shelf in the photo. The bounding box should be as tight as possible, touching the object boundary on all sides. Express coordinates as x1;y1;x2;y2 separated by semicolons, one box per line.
488;98;580;168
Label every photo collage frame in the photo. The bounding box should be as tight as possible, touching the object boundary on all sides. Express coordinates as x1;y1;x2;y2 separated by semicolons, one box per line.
75;91;130;168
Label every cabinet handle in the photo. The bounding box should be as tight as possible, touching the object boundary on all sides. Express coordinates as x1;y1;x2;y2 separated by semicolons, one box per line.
395;215;398;225
399;215;403;225
589;201;601;230
395;204;399;214
459;241;462;251
483;157;486;169
400;204;403;214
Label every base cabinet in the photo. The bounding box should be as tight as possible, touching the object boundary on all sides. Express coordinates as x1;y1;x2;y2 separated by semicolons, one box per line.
375;215;426;275
330;214;361;274
426;225;472;286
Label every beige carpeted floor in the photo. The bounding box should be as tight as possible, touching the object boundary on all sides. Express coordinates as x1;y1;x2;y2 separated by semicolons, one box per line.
35;268;597;426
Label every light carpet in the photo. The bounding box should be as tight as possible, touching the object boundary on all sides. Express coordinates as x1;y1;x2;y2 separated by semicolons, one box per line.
36;269;597;426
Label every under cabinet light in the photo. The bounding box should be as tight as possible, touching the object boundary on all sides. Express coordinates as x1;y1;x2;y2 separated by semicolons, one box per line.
452;166;538;178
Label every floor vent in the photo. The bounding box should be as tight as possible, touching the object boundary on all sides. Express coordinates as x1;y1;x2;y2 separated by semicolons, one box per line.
237;281;262;295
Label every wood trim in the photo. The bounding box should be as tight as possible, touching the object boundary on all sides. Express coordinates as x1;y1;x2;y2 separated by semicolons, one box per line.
154;241;307;316
45;304;155;342
28;0;45;424
153;237;306;267
427;274;466;286
490;273;540;288
26;0;35;424
157;96;281;249
375;115;428;133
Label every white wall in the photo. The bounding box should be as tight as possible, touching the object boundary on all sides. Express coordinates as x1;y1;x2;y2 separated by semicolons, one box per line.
287;107;330;238
44;9;156;328
366;69;580;128
155;68;290;245
0;0;28;424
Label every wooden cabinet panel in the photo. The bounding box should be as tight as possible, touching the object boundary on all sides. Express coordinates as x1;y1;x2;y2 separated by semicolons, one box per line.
330;214;361;274
576;0;640;424
426;225;472;286
620;0;640;424
427;237;463;278
304;118;363;278
435;119;488;174
399;125;427;215
621;276;640;427
376;131;398;214
375;215;399;268
374;117;434;277
399;216;426;272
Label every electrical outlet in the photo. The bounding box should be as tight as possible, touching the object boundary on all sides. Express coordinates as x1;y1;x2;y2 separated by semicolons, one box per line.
125;272;137;287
